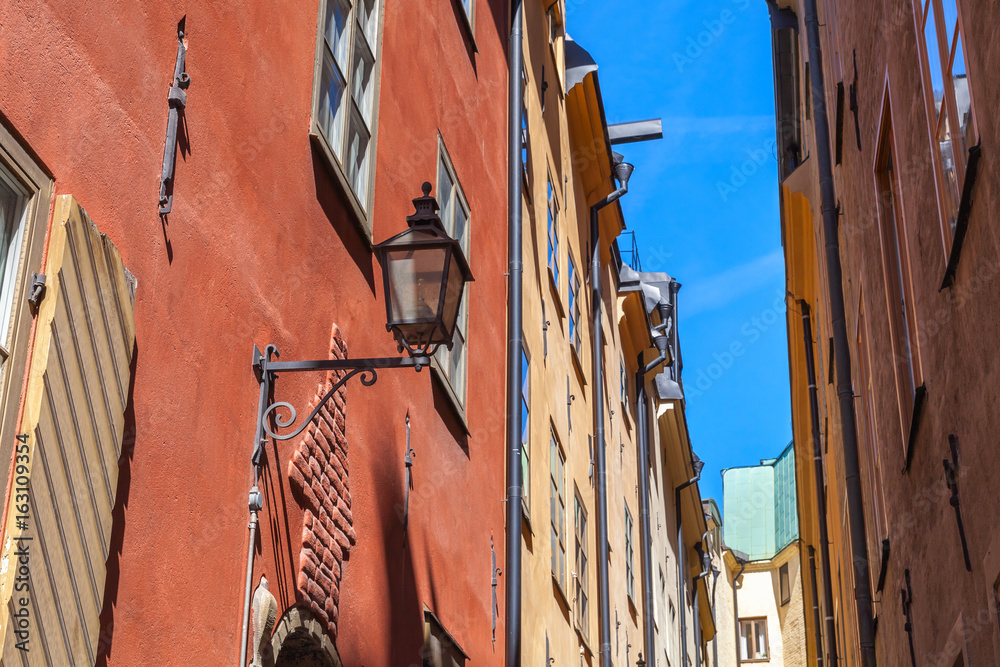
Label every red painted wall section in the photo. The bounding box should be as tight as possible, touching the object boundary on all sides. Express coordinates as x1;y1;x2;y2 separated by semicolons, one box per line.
0;0;509;664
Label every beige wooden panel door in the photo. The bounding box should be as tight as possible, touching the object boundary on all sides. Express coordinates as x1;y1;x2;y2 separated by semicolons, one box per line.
0;195;136;665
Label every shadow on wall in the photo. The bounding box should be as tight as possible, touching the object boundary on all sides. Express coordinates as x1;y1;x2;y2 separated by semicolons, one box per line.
95;345;139;666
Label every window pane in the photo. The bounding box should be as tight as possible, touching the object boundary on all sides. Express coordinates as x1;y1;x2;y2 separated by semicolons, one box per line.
951;33;973;158
462;0;473;18
438;161;455;231
740;622;750;659
941;0;958;42
325;0;351;72
453;204;469;254
924;7;944;112
351;35;377;127
319;55;347;158
0;173;27;348
755;621;768;658
356;0;379;48
937;107;960;234
345;111;371;207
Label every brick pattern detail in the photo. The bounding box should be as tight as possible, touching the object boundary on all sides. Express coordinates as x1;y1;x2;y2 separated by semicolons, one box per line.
287;325;357;641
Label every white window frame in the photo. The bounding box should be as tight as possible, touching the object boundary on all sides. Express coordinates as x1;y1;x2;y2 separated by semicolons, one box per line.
568;254;581;356
431;136;472;421
521;341;531;519
310;0;385;238
573;490;589;642
740;617;770;662
550;429;567;595
625;501;635;602
546;176;560;289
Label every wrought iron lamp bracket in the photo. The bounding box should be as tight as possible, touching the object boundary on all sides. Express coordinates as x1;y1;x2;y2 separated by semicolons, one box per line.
251;345;430;460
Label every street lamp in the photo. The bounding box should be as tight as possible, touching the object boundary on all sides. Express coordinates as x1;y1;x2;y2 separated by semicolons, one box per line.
250;182;474;455
374;181;474;356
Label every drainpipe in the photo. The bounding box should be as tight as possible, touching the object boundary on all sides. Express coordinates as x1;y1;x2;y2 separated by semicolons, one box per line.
711;565;720;667
801;301;839;667
592;156;634;667
676;463;703;667
800;0;877;660
505;1;525;664
636;320;670;663
809;546;825;667
733;553;748;667
693;535;710;667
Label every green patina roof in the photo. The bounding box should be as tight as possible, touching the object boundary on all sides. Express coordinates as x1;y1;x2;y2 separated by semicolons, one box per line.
722;443;798;561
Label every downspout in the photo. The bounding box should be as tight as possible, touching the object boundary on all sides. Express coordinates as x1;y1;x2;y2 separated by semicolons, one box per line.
636;321;670;664
733;555;748;667
800;0;877;660
505;1;525;665
801;301;839;667
676;465;702;667
693;535;711;667
240;366;270;666
809;546;825;667
711;565;720;667
592;156;634;667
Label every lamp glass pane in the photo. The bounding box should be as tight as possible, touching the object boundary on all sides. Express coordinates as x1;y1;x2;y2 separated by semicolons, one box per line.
439;251;465;338
384;246;447;326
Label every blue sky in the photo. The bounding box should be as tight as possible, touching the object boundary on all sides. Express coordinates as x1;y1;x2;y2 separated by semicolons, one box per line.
568;0;792;505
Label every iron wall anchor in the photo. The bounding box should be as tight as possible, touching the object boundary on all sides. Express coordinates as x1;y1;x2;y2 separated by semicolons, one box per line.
159;21;191;215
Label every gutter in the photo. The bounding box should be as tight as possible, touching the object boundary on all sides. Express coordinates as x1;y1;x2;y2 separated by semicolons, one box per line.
800;301;839;666
797;0;878;660
505;2;525;665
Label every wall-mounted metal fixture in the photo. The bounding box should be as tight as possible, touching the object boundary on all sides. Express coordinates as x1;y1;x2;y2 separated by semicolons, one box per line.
492;536;501;646
403;413;416;537
944;435;972;571
159;20;191;215
850;50;861;152
636;653;646;667
27;272;46;312
901;569;917;667
239;183;472;666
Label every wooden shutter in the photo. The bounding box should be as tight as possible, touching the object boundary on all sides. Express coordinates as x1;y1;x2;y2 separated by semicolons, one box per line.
0;195;136;664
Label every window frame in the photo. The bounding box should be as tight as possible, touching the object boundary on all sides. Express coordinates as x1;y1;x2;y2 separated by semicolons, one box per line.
739;617;770;663
546;2;566;94
430;135;472;425
550;428;568;597
913;0;979;258
546;175;560;292
625;500;635;603
779;563;791;606
423;608;469;666
874;97;923;452
855;292;889;558
573;489;589;643
0;122;52;498
521;340;531;520
568;253;582;357
309;0;386;239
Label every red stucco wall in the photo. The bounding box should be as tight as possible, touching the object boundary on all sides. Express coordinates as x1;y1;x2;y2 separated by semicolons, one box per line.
0;0;510;664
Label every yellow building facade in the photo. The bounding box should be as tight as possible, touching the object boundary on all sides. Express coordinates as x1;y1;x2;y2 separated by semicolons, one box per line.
518;3;715;664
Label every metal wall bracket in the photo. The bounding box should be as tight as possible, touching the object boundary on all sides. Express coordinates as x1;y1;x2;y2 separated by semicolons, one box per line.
491;536;501;646
943;434;972;572
159;20;191;215
251;345;428;462
27;272;46;311
901;569;917;667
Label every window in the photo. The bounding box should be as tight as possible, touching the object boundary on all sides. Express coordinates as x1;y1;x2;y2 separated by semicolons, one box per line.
568;255;581;355
460;0;474;27
423;611;468;667
916;0;978;245
740;618;770;662
0;124;51;489
625;501;635;602
551;430;567;593
668;600;676;659
547;177;559;287
521;64;531;190
773;25;802;179
875;111;922;446
574;493;589;641
620;354;629;407
521;343;531;517
546;2;566;88
779;563;791;605
433;139;472;412
311;0;383;229
856;297;888;560
566;376;572;433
